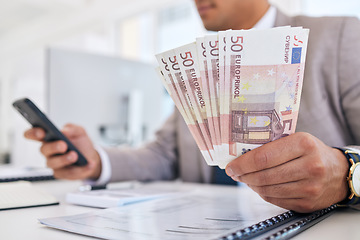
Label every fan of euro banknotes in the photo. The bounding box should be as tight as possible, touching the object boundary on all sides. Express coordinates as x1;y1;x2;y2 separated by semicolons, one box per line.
155;26;309;169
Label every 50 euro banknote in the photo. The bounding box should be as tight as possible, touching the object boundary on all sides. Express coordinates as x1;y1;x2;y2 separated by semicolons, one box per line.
156;26;309;169
222;27;309;166
156;49;215;165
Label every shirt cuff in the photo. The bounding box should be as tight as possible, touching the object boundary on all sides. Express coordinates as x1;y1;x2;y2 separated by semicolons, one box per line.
347;146;360;154
84;146;112;186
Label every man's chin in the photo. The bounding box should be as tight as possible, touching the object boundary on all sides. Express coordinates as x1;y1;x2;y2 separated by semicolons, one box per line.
203;23;227;32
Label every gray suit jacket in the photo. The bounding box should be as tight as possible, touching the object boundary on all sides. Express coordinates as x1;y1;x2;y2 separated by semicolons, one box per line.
105;10;360;184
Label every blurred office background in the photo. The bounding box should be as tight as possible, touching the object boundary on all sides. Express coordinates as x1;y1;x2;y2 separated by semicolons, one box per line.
0;0;359;167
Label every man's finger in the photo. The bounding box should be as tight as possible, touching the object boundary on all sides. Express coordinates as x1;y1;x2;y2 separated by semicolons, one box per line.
249;180;320;200
226;132;316;177
238;156;309;186
62;123;86;139
259;195;319;213
24;128;46;140
47;151;78;170
54;165;93;180
40;141;68;157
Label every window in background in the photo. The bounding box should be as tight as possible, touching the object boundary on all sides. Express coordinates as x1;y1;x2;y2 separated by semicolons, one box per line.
118;12;156;62
116;1;205;129
117;0;205;62
302;0;360;18
156;1;205;53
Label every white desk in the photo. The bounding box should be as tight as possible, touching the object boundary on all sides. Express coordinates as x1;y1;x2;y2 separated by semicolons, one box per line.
1;180;359;240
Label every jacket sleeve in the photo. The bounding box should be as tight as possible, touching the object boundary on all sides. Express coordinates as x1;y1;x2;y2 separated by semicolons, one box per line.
339;17;360;146
338;18;360;209
104;110;179;183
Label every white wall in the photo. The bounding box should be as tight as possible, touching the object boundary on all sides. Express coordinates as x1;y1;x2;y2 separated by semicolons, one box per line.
6;50;46;167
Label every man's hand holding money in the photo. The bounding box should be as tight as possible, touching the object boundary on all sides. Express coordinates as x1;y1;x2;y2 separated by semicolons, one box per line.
225;132;349;213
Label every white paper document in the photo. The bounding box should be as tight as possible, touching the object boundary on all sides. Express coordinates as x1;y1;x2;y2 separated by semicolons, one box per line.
66;187;180;208
40;185;286;240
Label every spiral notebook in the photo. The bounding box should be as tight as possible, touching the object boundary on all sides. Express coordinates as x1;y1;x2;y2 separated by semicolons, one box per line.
216;205;337;240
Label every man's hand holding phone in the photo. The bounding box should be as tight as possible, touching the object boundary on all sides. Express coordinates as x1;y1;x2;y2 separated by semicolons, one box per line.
24;124;102;180
13;98;102;180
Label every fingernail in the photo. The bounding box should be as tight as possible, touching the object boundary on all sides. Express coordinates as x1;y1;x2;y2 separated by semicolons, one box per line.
67;152;75;162
67;155;73;162
231;176;239;182
226;167;234;177
35;130;43;139
57;143;65;151
62;126;71;133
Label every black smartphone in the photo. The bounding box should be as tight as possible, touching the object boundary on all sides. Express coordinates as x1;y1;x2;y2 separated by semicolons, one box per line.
12;98;88;166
